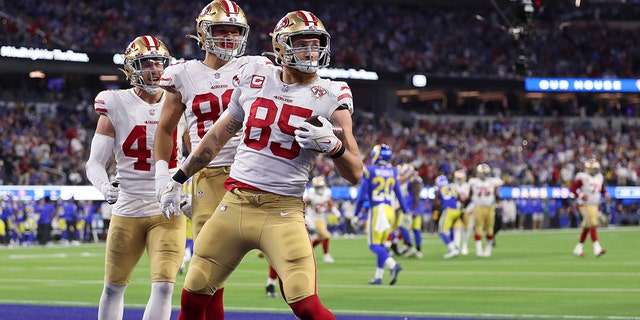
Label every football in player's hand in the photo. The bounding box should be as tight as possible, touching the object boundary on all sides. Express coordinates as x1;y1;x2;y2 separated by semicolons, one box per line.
305;115;323;127
300;115;344;136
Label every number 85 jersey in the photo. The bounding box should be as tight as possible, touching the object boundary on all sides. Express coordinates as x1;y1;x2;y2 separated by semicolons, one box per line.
227;62;354;197
94;88;170;199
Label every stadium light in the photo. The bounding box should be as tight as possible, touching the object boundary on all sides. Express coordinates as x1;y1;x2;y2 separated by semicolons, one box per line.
29;70;45;78
99;75;119;81
412;74;427;87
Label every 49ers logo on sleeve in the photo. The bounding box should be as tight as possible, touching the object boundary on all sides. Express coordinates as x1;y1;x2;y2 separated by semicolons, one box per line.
250;75;265;88
310;86;327;99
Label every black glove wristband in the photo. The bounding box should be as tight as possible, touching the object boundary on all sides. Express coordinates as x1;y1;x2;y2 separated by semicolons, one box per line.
330;144;346;159
173;169;189;184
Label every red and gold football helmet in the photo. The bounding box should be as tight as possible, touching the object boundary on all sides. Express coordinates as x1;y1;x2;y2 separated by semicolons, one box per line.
120;35;171;94
476;163;491;179
271;10;330;73
312;175;327;192
585;158;600;176
454;169;467;184
188;0;249;60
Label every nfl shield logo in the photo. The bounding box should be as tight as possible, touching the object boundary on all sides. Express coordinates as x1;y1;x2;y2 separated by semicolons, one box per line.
149;109;156;116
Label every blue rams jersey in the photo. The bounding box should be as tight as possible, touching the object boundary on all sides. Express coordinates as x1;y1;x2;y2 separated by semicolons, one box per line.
436;184;459;210
354;165;408;215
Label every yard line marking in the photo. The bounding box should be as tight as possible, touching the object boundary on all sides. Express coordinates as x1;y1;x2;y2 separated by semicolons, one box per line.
0;299;95;307
7;252;100;260
8;253;67;259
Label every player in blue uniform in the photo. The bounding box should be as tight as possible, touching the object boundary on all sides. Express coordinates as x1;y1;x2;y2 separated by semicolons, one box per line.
398;166;424;258
354;144;409;285
434;175;463;259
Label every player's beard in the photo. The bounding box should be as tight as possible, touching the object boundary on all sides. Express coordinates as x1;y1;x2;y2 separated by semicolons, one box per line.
285;67;319;85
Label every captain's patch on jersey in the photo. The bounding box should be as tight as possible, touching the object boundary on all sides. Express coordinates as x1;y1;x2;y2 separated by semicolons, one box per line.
310;86;327;98
250;75;265;88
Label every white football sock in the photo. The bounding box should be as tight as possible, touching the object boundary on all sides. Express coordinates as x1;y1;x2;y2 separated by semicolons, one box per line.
475;240;483;254
142;282;174;320
384;257;397;269
453;227;462;248
375;268;384;279
98;283;126;320
593;241;602;252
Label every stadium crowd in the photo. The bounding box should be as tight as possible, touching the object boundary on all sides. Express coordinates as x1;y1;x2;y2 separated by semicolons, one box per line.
2;94;640;190
2;0;640;78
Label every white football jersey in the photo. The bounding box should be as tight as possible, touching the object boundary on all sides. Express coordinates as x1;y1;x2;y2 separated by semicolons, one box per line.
454;182;471;209
468;177;503;207
304;187;333;221
159;56;271;167
94;88;176;200
227;63;354;197
574;172;605;205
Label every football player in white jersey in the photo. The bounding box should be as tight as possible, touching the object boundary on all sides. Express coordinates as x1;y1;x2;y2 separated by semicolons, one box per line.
569;158;609;257
158;10;362;319
304;175;338;263
86;35;186;320
468;163;503;258
452;169;473;255
153;0;274;312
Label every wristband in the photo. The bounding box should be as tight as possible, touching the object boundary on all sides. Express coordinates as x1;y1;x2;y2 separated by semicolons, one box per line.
173;169;188;184
330;144;346;159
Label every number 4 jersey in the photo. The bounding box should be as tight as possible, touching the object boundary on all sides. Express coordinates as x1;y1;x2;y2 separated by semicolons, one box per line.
159;56;271;167
227;62;354;197
94;88;176;199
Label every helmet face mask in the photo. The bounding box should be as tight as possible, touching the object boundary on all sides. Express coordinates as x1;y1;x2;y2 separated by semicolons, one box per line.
192;0;249;60
311;176;327;194
454;169;467;184
271;10;330;73
120;35;171;94
585;158;600;176
370;144;392;165
476;163;491;179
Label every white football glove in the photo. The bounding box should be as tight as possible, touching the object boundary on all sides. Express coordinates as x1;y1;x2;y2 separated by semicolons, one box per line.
294;116;342;154
180;195;192;218
155;160;171;202
402;213;413;229
101;182;119;205
160;180;183;220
